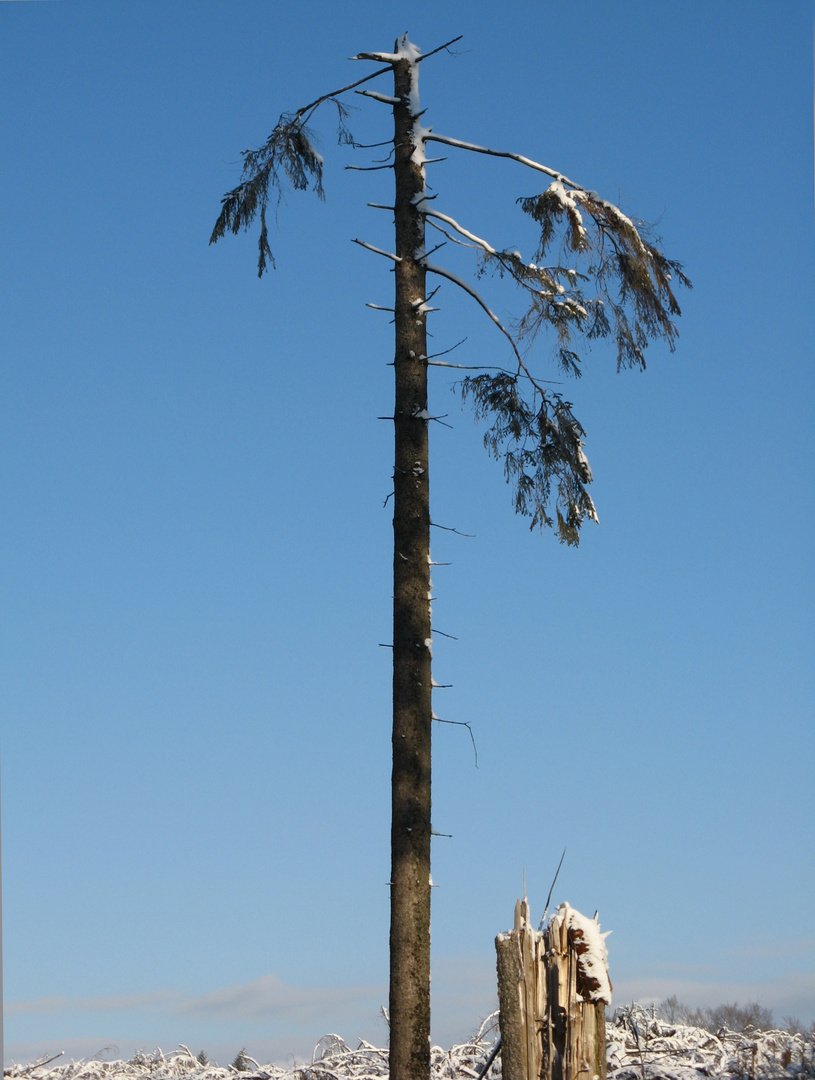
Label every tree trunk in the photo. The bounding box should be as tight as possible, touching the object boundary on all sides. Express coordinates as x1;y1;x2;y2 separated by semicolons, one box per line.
388;43;432;1080
496;902;610;1080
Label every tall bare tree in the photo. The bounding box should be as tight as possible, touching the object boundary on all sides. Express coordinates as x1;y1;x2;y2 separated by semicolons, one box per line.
210;34;689;1080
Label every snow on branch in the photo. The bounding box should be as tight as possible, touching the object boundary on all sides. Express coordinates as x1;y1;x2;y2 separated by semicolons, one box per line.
518;184;691;370
9;1013;812;1080
353;35;462;67
422;207;498;255
357;90;400;105
420;132;690;369
424;132;584;190
426;166;688;540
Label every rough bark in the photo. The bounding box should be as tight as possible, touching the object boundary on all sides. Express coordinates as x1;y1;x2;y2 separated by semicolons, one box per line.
388;44;432;1080
496;930;527;1080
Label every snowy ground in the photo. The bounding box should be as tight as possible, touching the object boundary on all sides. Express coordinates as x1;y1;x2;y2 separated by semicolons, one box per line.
8;1007;815;1080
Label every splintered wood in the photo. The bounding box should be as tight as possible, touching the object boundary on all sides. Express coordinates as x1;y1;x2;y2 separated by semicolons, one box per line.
496;899;611;1080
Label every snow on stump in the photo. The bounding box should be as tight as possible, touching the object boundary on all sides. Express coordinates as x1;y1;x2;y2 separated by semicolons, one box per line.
496;898;612;1080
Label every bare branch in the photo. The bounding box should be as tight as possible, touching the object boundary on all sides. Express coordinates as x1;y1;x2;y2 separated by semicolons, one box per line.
295;66;392;125
425;261;524;371
416;35;465;62
424;133;585;191
354;239;401;262
432;713;478;767
346;163;394;172
354;35;463;66
356;90;401;105
424;208;498;254
427;218;479;251
424;337;467;360
430;521;475;537
422;241;447;259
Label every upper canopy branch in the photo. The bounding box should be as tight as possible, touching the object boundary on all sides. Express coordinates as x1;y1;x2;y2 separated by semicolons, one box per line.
353;35;463;66
423;207;498;255
293;66;392;126
423;133;586;191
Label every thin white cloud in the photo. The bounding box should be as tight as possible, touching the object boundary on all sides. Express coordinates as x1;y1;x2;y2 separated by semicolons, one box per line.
726;937;815;962
8;961;813;1073
174;975;384;1024
6;991;179;1017
7;975;385;1027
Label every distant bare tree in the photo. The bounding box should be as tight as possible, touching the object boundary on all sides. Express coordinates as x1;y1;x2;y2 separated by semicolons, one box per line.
657;996;774;1033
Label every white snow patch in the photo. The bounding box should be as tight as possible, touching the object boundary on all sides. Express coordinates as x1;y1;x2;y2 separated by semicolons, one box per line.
553;902;612;1005
546;181;587;244
11;1012;812;1080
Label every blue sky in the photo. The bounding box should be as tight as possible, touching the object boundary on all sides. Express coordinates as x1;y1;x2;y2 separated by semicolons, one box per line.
1;0;813;1067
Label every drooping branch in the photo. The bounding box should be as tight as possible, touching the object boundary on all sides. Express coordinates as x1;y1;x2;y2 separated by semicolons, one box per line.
459;373;598;545
209;40;470;278
209;112;328;276
421;173;688;541
421;261;601;541
420;132;690;371
422;209;600;378
209;64;395;276
517;184;691;370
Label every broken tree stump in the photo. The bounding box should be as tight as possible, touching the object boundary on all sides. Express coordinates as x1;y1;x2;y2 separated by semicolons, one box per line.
496;898;612;1080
